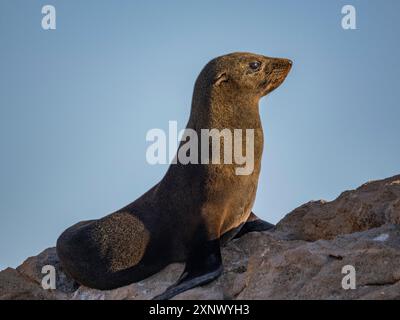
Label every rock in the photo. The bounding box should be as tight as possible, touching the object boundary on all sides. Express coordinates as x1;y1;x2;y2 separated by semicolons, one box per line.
71;263;185;300
275;175;400;241
17;247;79;293
0;268;57;300
236;224;400;299
1;174;400;300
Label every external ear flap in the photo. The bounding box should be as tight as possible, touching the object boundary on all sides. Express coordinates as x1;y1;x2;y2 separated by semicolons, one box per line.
214;72;228;86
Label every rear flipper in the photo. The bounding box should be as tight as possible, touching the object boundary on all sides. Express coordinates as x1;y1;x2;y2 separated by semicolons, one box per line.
234;212;275;239
153;239;223;300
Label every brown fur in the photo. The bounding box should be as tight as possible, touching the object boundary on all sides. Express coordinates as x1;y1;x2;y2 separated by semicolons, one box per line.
56;52;292;290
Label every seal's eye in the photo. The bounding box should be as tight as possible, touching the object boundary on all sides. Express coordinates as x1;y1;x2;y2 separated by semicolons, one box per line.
249;61;261;71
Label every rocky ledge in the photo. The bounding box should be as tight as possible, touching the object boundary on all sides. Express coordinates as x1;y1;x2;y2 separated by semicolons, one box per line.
1;174;400;300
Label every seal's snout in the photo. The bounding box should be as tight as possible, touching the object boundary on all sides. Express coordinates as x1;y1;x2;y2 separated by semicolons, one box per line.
271;58;292;71
286;59;293;72
261;56;292;95
283;59;293;73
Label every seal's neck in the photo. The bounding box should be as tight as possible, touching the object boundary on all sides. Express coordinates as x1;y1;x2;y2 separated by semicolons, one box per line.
188;91;262;131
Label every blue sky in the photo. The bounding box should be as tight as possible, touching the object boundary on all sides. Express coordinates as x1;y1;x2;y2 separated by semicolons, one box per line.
1;0;399;269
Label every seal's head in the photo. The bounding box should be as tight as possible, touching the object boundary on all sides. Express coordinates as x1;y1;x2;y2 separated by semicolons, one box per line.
195;52;292;104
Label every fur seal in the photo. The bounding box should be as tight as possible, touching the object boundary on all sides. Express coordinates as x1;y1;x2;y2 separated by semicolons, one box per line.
56;52;292;299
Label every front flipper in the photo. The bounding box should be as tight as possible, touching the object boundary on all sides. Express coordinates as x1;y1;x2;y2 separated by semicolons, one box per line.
153;239;223;300
234;212;275;239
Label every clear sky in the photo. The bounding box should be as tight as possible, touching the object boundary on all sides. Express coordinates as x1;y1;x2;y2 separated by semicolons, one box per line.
1;0;399;270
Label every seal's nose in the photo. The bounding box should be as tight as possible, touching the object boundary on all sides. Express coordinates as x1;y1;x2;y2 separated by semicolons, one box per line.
271;58;293;70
